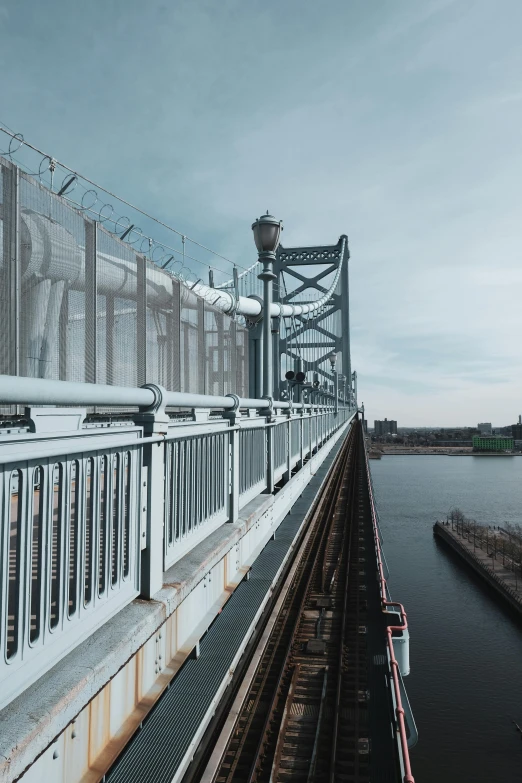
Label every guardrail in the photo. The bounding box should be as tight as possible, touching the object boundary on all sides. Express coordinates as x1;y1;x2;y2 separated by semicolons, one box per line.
363;435;415;783
0;374;354;709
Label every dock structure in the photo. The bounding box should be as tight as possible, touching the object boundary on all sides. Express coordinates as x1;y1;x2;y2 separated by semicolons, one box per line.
434;522;522;616
0;147;415;783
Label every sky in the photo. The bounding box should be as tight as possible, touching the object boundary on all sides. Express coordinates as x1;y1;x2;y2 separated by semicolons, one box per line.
1;0;521;426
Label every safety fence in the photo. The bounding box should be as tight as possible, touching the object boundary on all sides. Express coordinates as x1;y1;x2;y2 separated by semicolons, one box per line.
0;157;249;402
0;374;354;709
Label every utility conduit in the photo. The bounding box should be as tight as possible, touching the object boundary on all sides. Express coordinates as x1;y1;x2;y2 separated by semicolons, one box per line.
187;236;348;321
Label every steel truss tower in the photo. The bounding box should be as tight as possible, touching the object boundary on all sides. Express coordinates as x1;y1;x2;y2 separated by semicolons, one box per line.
273;235;351;398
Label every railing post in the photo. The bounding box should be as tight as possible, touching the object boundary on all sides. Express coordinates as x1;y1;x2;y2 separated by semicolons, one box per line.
284;406;292;483
2;162;21;380
85;220;97;385
299;406;305;469
262;396;275;494
224;395;241;522
135;384;169;599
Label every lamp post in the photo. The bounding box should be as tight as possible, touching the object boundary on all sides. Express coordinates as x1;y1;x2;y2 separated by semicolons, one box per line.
329;352;338;414
252;212;283;401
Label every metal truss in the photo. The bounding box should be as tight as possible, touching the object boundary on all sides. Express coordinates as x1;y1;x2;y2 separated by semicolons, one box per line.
274;236;351;396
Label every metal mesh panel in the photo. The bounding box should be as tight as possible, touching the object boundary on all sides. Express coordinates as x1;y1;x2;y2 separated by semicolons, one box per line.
235;326;248;398
0;157;250;401
96;229;138;387
224;318;236;395
180;288;199;394
18;173;86;382
66;289;86;382
0;164;10;377
171;279;181;392
204;303;224;397
146;258;168;387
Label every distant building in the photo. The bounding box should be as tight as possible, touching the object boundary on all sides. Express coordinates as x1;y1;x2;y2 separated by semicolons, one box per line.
374;418;397;437
472;435;513;451
512;423;522;440
477;422;492;435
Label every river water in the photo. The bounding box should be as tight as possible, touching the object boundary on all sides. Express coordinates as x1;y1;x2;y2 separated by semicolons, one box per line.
370;455;522;783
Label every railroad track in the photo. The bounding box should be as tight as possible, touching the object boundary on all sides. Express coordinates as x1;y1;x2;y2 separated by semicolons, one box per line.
191;421;373;783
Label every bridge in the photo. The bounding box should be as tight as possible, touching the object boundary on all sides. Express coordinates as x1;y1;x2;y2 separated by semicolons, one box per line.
0;143;415;782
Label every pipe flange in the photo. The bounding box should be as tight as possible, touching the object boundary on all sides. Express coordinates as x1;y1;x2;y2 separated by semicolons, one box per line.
247;295;264;323
140;383;168;414
260;395;274;412
225;393;241;412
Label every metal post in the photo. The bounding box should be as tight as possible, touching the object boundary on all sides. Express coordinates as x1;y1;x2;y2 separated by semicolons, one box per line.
334;369;339;414
85;220;97;384
248;322;263;399
3;163;21;378
224;398;241;521
137;255;147;386
136;385;169;599
258;251;276;400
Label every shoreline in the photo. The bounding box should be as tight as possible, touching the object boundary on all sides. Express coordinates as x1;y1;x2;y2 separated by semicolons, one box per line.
433;521;522;617
370;449;520;457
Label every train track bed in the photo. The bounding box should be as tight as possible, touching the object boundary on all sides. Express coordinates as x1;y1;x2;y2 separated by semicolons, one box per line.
191;422;403;783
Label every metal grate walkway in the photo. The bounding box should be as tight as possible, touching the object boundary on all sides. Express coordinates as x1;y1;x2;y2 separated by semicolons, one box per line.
105;441;346;783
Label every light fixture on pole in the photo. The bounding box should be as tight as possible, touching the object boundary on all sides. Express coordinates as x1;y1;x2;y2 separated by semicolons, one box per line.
252;212;283;400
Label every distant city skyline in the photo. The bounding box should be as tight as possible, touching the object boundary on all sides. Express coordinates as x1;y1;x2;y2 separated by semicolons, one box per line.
1;1;521;424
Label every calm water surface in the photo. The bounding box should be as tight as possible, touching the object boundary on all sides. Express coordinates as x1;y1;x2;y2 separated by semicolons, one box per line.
370;455;522;783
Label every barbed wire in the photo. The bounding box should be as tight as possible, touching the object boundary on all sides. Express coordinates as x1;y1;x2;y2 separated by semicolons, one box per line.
0;123;253;284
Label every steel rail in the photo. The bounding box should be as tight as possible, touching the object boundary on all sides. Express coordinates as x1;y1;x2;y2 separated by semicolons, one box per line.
306;666;329;783
328;435;358;782
0;373;339;411
247;428;356;783
206;426;355;783
246;430;354;782
208;428;353;783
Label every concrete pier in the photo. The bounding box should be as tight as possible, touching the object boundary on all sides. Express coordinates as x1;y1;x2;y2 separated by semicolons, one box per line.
434;521;522;617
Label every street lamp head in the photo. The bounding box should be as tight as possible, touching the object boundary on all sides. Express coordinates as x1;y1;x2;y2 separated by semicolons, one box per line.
328;352;337;369
251;211;283;254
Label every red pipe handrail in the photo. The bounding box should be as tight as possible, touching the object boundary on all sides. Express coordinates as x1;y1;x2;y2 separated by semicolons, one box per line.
363;440;415;783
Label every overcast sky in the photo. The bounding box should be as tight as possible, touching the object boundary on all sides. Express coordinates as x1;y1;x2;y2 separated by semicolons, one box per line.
1;0;521;426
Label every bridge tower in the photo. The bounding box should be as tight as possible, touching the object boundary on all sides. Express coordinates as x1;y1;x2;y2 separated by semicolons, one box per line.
273;235;351;400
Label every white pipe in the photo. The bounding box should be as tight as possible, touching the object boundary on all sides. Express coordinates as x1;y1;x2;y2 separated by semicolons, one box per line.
188;242;344;320
5;210;346;321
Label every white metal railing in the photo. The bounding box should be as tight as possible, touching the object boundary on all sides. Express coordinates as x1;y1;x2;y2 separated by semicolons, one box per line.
0;420;143;710
0;374;355;709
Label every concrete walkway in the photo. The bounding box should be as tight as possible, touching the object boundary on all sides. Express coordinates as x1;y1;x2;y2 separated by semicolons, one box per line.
435;522;522;612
